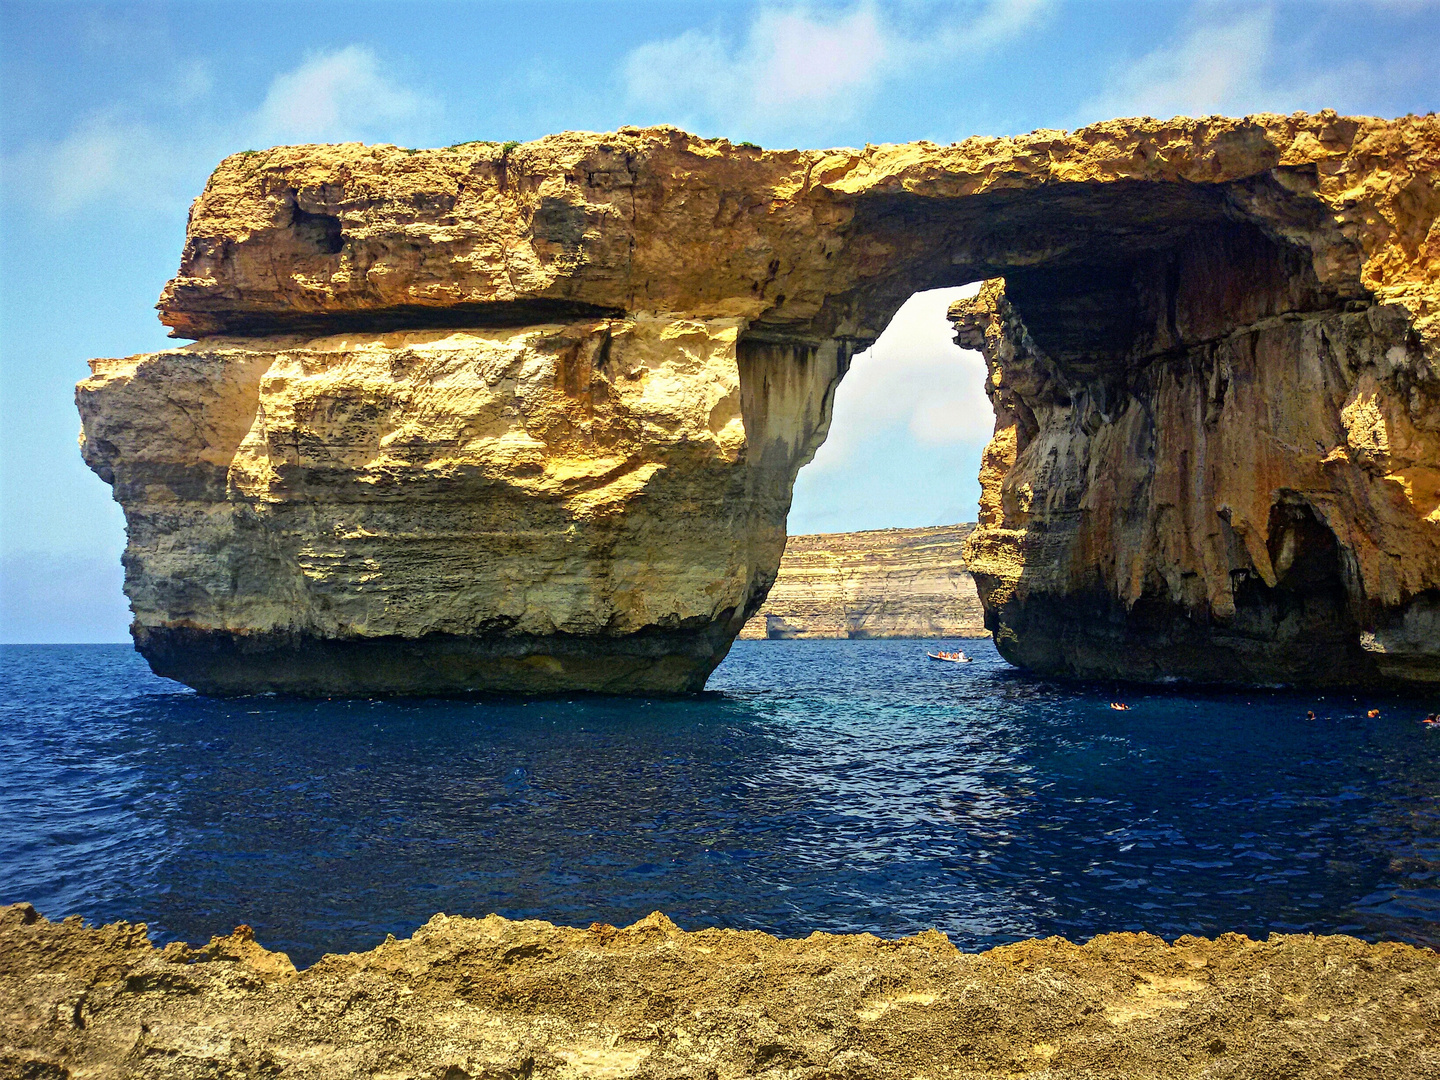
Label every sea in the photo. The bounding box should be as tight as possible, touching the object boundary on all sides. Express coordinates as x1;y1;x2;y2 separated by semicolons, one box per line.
2;639;1437;967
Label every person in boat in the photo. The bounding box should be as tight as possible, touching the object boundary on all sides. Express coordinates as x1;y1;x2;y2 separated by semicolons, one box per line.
928;649;970;662
1110;702;1130;711
1422;714;1437;726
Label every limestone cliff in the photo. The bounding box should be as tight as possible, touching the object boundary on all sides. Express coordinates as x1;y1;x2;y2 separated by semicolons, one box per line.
5;904;1437;1079
952;263;1438;687
737;524;986;639
78;113;1440;692
79;321;841;693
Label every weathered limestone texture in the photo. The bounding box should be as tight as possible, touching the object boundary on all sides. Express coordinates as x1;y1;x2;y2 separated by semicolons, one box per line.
79;320;840;693
3;905;1437;1079
951;236;1439;687
738;524;986;639
78;113;1440;692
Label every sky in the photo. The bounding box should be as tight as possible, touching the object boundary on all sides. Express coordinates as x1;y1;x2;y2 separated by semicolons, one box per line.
1;0;1436;642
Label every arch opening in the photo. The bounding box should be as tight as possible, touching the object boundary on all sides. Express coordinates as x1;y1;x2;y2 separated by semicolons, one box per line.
738;170;1428;684
789;284;991;536
737;285;993;642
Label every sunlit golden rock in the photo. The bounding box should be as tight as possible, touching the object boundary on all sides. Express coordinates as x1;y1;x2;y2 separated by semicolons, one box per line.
5;903;1437;1078
79;320;842;693
80;112;1439;691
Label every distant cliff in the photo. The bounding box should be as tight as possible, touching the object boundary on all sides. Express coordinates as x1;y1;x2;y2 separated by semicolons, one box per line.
739;524;986;639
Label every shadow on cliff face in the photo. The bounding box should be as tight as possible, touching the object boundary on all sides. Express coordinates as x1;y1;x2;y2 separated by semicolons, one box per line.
1231;500;1360;654
939;184;1434;689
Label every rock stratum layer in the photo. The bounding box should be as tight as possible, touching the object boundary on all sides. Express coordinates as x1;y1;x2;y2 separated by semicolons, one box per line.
737;524;986;639
5;905;1438;1080
79;318;828;693
78;113;1440;692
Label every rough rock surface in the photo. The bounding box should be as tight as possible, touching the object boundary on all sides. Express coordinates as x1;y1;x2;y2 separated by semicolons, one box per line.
78;319;838;693
4;904;1437;1079
951;256;1438;687
79;113;1440;692
738;524;985;639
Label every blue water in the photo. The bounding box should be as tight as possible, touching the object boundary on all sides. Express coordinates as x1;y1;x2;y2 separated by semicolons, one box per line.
2;640;1437;966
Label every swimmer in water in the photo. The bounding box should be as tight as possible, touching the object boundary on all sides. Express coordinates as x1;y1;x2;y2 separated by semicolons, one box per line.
1306;710;1317;721
1422;714;1437;726
1367;709;1381;719
1110;702;1130;711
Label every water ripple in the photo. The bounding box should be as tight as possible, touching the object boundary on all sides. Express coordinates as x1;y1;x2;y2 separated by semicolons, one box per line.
1;640;1436;965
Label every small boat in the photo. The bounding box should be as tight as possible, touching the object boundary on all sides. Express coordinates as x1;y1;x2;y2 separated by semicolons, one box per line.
928;651;971;663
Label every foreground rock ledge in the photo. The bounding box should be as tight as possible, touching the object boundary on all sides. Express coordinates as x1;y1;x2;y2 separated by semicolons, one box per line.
77;113;1440;692
2;904;1436;1078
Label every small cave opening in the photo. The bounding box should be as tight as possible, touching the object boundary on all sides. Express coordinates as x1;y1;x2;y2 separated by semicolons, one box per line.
291;205;344;256
1268;501;1346;593
1232;500;1357;649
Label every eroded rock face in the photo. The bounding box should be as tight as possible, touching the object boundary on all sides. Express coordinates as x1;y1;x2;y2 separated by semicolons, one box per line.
4;904;1437;1079
79;320;844;693
79;113;1439;692
952;261;1438;687
738;524;986;639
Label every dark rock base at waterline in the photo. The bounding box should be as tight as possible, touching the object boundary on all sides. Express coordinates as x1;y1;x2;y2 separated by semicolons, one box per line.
980;587;1440;691
132;622;740;696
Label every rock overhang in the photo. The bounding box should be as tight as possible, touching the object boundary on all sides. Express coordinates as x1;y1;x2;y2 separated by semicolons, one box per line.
155;117;1411;344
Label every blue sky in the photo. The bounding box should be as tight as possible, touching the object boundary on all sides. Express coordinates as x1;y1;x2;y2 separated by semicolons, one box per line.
1;0;1437;642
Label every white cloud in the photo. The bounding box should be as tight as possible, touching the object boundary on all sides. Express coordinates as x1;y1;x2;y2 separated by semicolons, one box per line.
622;9;889;136
4;113;175;214
174;59;215;102
1076;2;1394;125
807;285;993;473
1080;6;1276;122
622;1;1051;138
750;6;890;109
253;45;435;146
960;0;1057;50
5;46;436;216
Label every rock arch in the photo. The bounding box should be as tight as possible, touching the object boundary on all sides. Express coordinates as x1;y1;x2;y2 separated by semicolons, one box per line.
79;114;1440;693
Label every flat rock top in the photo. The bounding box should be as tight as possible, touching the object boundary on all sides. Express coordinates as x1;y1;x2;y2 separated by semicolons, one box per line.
159;113;1440;347
3;903;1436;1078
780;522;977;556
